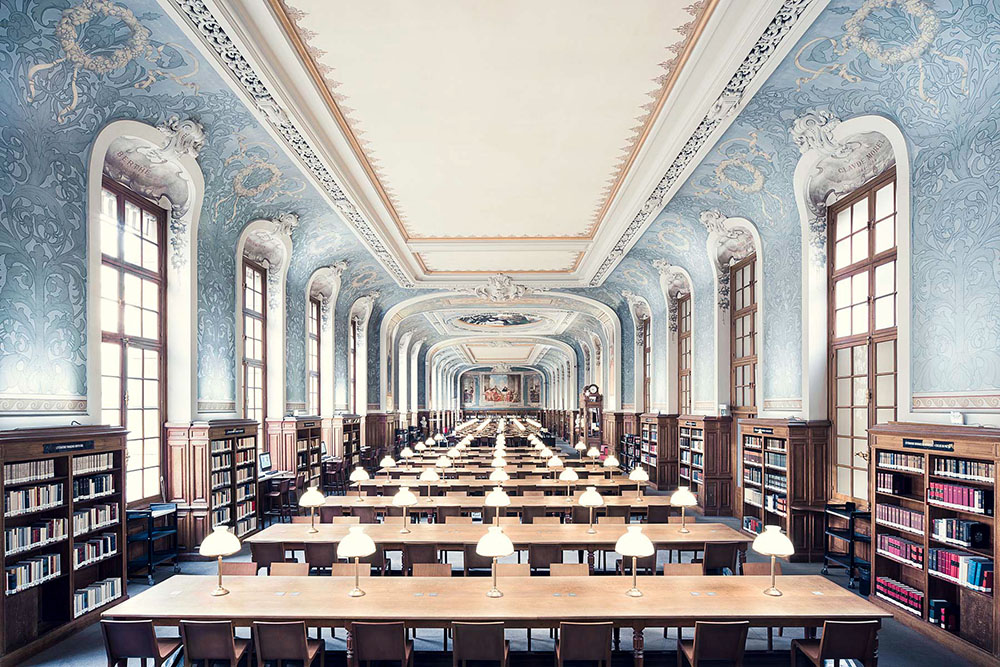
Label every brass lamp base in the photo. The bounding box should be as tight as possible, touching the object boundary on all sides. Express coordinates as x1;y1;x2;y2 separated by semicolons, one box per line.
307;527;319;534
763;587;782;597
626;587;643;598
210;586;229;597
486;587;503;598
587;527;597;534
348;587;366;598
678;527;691;534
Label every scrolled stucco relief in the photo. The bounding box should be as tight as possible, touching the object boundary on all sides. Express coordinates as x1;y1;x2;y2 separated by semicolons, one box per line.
310;260;347;326
243;213;298;310
790;109;895;265
622;290;651;348
653;259;691;332
699;208;754;311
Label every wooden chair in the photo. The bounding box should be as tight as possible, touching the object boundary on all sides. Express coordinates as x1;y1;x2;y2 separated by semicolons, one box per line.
695;541;740;575
677;621;749;667
180;620;251;667
520;505;547;523
790;620;879;667
606;505;631;521
742;561;783;650
253;621;325;667
319;505;341;523
402;543;438;575
270;562;310;576
436;505;464;523
528;544;563;574
331;562;371;577
463;544;494;576
332;516;361;524
250;542;289;574
495;562;530;576
555;622;612;667
550;563;589;576
101;619;182;667
645;505;672;523
445;515;474;524
351;621;413;667
412;563;452;577
350;505;377;524
264;478;293;525
618;551;657;576
305;542;338;574
452;622;508;667
218;562;258;576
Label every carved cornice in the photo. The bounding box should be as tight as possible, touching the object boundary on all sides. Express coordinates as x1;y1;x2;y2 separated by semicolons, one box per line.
451;273;548;303
169;0;412;287
590;0;815;285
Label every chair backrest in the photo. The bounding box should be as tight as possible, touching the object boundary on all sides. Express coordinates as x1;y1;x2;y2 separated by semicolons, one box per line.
691;621;750;663
403;543;438;572
645;505;672;523
531;516;561;525
558;622;612;662
180;620;236;661
702;542;740;575
662;563;702;576
304;542;338;568
528;544;563;571
550;563;589;576
319;505;340;523
818;620;880;662
571;506;591;524
464;544;494;571
452;622;505;663
219;561;259;576
250;542;287;572
353;622;407;663
597;516;625;524
332;515;361;524
291;515;311;523
741;561;780;576
270;562;310;576
253;621;309;662
496;562;531;577
350;505;377;523
331;562;372;577
412;563;452;577
445;515;474;524
101;619;158;660
606;505;631;519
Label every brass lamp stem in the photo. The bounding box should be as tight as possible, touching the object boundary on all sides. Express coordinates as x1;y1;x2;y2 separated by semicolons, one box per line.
487;557;502;598
763;554;782;596
212;555;228;596
356;483;363;503
426;483;433;502
400;507;410;534
587;506;596;534
626;555;642;597
679;506;690;534
308;507;318;534
349;556;365;597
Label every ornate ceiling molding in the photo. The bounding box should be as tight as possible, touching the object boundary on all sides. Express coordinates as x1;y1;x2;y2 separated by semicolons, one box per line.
169;0;413;287
589;0;816;285
450;273;549;303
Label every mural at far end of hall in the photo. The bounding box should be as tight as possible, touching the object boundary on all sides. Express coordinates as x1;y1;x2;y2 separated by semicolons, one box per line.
462;372;543;407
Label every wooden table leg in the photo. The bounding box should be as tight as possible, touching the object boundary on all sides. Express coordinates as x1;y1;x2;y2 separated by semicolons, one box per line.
632;625;644;667
346;626;354;667
587;547;595;574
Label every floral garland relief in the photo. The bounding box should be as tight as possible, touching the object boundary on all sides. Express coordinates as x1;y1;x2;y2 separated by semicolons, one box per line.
793;0;967;112
212;136;306;221
26;0;199;123
693;134;785;219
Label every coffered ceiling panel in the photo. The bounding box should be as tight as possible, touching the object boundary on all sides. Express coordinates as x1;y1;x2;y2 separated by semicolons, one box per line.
416;249;583;274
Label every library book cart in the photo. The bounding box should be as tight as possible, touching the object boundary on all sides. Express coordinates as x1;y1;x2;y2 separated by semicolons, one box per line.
1;425;127;666
869;422;1000;665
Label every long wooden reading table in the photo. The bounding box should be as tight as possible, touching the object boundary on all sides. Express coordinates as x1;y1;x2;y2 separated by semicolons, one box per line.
324;492;670;516
357;477;640;494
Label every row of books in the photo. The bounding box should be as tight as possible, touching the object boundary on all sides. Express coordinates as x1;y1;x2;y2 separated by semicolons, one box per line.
875;576;923;614
210;453;232;471
928;599;959;631
236;468;254;484
743;451;762;466
744;487;762;507
764;437;787;452
877;451;923;472
236;515;258;537
236;437;257;451
928;548;994;593
930;518;990;549
765;451;787;469
74;577;122;618
4;459;55;485
211;470;232;489
5;553;61;595
212;506;231;527
73;503;119;536
73;473;114;501
932;456;994;482
743;435;762;450
210;439;231;453
744;468;762;485
875;503;925;533
690;452;704;468
235;449;255;465
5;482;64;517
876;471;912;495
742;515;763;535
235;499;256;522
236;483;255;502
212;489;232;507
5;518;67;556
73;532;118;569
764;493;787;516
927;482;993;515
764;472;787;492
877;533;924;566
72;452;114;476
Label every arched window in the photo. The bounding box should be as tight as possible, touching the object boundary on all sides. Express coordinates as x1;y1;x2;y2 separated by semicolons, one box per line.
348;318;358;414
307;297;321;415
730;254;757;418
829;168;898;502
242;258;267;445
99;178;166;504
642;319;652;412
677;293;692;414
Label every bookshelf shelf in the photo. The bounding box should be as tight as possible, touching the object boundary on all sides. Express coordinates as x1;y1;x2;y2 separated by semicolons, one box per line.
1;425;127;667
870;422;1000;663
736;418;829;561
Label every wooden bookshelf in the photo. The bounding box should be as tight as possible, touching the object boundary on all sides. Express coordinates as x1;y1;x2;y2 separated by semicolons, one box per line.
1;425;127;666
870;422;999;665
638;413;678;490
341;415;362;466
294;417;322;489
736;418;830;561
677;415;732;516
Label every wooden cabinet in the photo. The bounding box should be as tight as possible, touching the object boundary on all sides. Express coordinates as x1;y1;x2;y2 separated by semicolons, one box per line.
293;417;322;489
1;425;127;666
869;422;1000;665
677;415;732;516
341;415;361;467
637;413;677;491
602;411;624;455
736;418;829;561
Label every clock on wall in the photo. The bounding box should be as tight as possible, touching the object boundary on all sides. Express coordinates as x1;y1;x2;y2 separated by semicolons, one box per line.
584;384;600;397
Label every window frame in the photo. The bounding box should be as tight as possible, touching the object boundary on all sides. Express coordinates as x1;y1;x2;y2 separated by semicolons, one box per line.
677;293;692;415
642;318;652;412
307;296;321;415
348;317;357;414
827;166;898;504
242;257;268;444
99;176;167;508
730;254;758;419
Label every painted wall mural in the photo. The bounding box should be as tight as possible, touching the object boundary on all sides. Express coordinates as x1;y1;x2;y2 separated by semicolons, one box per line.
460;371;542;408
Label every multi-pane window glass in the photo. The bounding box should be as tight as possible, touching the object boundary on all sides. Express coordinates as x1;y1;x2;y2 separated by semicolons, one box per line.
829;169;897;502
730;256;757;417
642;319;651;411
308;298;321;415
243;260;266;447
348;319;357;414
677;294;692;414
99;181;165;504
